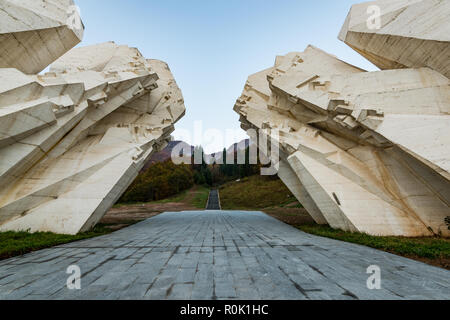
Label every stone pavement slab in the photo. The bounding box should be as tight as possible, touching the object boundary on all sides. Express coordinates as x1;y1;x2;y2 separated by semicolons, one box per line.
0;211;449;300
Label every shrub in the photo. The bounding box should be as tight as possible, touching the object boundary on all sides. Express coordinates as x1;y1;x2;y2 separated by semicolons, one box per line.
120;161;194;203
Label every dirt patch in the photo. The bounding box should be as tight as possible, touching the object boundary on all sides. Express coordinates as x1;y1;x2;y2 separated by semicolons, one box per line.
101;203;193;225
99;186;207;229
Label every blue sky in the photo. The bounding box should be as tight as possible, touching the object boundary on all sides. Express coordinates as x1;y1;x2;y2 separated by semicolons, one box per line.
76;0;378;153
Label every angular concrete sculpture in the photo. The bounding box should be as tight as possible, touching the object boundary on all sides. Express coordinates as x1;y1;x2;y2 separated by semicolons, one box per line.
235;0;450;237
0;3;185;234
339;0;450;78
0;0;84;74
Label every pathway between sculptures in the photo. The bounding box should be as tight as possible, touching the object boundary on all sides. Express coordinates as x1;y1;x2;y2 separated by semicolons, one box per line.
0;211;449;300
206;190;221;210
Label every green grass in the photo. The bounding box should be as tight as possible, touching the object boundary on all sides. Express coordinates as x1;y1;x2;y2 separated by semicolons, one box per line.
296;224;450;260
113;190;189;208
219;175;295;210
279;199;303;208
191;185;211;209
114;185;210;209
0;225;112;260
153;190;189;204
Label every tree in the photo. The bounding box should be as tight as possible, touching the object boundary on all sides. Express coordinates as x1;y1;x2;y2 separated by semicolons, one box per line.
120;161;194;203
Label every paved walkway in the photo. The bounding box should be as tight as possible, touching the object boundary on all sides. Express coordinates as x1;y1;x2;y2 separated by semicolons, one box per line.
206;190;221;210
0;211;449;300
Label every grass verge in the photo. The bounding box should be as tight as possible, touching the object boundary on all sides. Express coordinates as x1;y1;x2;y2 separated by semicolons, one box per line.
191;185;211;209
153;190;189;204
219;175;297;210
112;190;188;208
0;224;113;261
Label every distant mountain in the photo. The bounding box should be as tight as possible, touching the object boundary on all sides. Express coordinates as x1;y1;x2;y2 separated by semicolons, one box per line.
142;139;252;170
209;139;251;164
142;140;194;171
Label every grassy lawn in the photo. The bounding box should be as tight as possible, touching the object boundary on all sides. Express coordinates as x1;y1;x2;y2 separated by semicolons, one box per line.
154;190;189;204
113;185;209;209
0;224;113;261
191;185;211;209
113;190;189;208
219;175;297;210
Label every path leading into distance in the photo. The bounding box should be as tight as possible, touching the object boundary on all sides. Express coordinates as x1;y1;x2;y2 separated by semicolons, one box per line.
206;190;221;210
0;211;449;300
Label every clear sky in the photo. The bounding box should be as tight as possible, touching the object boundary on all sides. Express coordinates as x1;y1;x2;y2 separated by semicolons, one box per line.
76;0;378;153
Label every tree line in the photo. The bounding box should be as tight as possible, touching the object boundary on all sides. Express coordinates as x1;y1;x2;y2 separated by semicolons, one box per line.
119;145;261;203
120;161;194;203
191;146;259;186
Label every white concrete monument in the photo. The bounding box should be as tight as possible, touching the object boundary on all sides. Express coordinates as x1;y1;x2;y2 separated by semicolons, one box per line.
0;0;84;74
0;2;185;234
339;0;450;78
235;0;450;237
